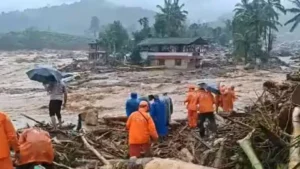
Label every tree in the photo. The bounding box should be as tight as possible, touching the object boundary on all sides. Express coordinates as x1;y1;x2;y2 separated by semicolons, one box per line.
89;16;100;37
285;0;300;32
155;0;188;37
130;47;142;65
133;17;152;44
263;0;285;55
98;21;129;54
232;0;284;63
138;17;149;28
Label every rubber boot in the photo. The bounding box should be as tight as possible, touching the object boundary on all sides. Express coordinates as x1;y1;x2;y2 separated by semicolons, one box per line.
51;116;57;130
58;118;62;128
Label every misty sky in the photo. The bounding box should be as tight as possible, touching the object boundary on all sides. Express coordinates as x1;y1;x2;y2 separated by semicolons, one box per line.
0;0;240;12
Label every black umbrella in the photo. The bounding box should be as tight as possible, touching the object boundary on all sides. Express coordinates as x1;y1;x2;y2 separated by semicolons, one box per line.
26;66;62;83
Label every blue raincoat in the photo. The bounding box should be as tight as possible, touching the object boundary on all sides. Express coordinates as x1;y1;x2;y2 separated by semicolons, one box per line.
125;93;139;117
150;98;168;136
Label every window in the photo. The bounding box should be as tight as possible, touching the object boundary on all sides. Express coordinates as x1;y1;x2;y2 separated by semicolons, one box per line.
158;59;165;65
175;59;182;66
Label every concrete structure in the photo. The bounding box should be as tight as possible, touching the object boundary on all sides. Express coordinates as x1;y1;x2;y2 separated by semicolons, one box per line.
138;37;208;69
88;42;107;62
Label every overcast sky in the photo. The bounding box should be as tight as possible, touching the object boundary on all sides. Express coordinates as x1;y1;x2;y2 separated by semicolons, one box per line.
0;0;241;12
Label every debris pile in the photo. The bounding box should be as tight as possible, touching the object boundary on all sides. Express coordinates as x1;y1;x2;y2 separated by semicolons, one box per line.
20;80;300;169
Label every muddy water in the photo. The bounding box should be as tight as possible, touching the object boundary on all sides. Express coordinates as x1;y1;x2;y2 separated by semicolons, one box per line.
0;51;286;129
0;51;77;128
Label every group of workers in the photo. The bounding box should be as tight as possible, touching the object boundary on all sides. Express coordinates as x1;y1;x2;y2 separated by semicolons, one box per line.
0;79;236;168
125;83;236;158
185;83;236;137
125;92;173;157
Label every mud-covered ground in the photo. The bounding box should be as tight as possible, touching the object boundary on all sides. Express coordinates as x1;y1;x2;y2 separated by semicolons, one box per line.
0;50;285;129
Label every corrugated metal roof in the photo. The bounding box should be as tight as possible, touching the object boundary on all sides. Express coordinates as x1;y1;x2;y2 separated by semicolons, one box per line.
138;37;207;46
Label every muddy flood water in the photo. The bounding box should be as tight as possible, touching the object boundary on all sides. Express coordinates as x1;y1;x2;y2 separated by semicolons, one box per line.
0;50;286;129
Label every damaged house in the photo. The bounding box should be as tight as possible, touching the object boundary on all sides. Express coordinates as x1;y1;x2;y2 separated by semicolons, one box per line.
138;37;209;69
88;42;107;63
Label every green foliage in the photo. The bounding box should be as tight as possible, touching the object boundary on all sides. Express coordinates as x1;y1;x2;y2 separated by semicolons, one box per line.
285;0;300;32
154;0;188;37
185;21;232;46
0;28;91;50
98;21;129;54
130;48;142;65
132;17;152;45
232;0;285;63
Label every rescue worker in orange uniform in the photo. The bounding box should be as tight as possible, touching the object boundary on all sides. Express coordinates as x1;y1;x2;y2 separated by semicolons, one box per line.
184;85;198;128
0;112;20;169
221;86;236;114
197;83;217;138
215;83;225;113
126;101;158;158
16;127;54;169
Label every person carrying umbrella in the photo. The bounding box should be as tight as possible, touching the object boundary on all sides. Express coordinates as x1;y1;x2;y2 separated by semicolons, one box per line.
26;66;67;130
43;80;67;130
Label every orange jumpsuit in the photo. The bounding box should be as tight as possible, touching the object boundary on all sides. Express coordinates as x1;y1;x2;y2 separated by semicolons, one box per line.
198;90;215;114
0;112;19;169
126;101;158;157
17;128;54;165
216;85;226;112
197;90;217;137
222;88;236;112
185;87;198;128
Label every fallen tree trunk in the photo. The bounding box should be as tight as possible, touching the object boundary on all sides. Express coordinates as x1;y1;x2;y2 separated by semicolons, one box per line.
81;135;110;166
237;130;263;169
99;158;216;169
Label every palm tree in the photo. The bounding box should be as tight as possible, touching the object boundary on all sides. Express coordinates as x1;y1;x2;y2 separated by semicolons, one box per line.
156;0;188;37
234;0;251;17
285;0;300;32
138;17;149;28
263;0;285;54
233;0;265;62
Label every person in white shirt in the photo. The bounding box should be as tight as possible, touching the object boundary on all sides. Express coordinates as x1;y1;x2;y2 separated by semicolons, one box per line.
43;80;67;130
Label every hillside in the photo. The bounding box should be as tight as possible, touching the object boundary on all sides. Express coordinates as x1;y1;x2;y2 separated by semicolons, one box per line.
0;29;92;50
0;0;155;35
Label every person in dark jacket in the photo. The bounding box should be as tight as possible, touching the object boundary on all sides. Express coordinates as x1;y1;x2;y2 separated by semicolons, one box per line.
126;93;139;117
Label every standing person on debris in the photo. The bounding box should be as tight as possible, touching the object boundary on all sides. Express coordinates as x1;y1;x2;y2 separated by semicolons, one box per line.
149;95;168;138
197;83;217;138
0;112;20;169
215;84;226;113
126;101;158;158
184;85;198;128
43;80;67;130
160;93;173;126
126;92;140;117
16;127;54;169
221;86;236;114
